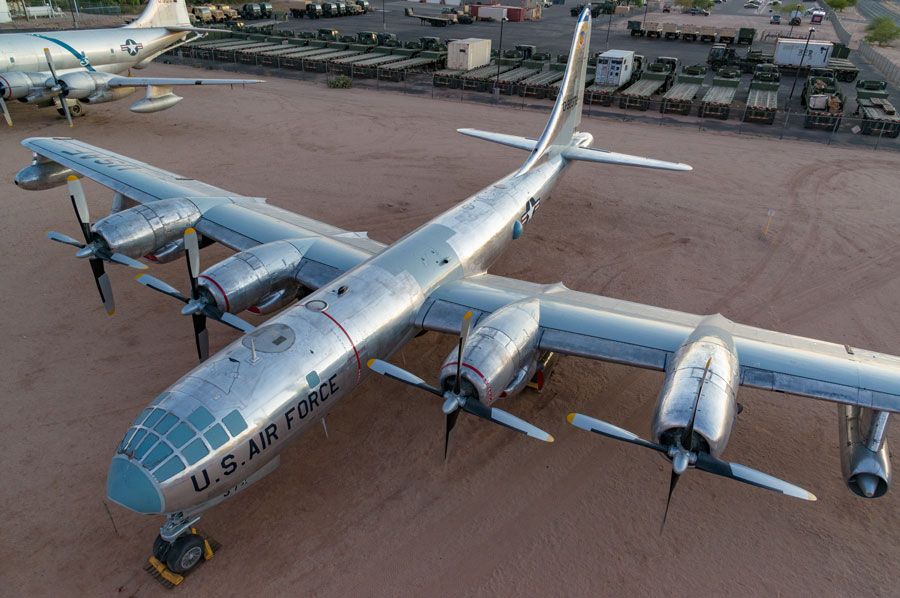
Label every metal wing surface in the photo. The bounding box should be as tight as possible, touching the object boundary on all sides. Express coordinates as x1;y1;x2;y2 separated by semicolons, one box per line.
418;274;900;413
22;137;384;284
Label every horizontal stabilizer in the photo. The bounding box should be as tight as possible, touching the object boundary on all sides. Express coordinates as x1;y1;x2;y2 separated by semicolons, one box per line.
561;146;692;172
457;128;537;152
108;76;263;88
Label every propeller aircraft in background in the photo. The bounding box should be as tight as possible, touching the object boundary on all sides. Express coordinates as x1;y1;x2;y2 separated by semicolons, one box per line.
0;0;261;126
14;9;895;583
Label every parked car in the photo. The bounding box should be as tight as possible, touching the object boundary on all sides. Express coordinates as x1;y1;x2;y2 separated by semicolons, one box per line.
688;7;710;15
770;13;780;23
662;3;671;11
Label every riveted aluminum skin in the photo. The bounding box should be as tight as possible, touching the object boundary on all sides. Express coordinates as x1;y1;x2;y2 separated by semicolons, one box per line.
58;71;117;100
838;405;891;498
0;72;50;100
651;324;740;458
197;240;306;315
14;154;75;191
93;197;201;258
438;300;541;404
120;153;570;516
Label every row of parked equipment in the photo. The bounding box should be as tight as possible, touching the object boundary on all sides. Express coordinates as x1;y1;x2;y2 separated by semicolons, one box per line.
628;21;757;44
190;3;272;23
289;0;370;19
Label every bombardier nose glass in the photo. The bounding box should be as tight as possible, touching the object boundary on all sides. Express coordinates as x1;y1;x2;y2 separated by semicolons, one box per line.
115;400;249;484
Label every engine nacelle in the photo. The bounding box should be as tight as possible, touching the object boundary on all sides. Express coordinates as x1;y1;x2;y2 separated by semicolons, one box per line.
197;240;308;315
439;300;540;405
14;154;75;190
651;315;739;458
58;71;117;100
92;198;202;258
838;405;891;498
0;72;48;100
84;86;137;104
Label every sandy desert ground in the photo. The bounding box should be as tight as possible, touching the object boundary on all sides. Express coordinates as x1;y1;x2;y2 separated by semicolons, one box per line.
1;64;898;596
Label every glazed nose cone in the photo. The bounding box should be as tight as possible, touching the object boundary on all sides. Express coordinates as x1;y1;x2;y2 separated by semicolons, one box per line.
107;456;164;514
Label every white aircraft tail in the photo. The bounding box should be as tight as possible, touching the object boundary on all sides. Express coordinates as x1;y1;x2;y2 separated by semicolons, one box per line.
457;8;691;173
125;0;192;29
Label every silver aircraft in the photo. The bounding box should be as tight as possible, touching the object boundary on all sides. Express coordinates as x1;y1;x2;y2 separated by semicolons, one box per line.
0;0;260;126
15;9;895;578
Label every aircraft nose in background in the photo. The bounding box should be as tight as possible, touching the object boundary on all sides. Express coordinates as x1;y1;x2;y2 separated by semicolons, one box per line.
107;456;165;514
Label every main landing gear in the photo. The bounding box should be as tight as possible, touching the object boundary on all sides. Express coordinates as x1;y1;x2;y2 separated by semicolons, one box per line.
145;512;218;588
55;99;84;119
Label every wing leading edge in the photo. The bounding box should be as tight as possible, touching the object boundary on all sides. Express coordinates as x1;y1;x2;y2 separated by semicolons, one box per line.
418;274;900;414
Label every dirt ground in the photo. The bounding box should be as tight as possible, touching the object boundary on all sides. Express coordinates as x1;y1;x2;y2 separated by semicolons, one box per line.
1;64;898;596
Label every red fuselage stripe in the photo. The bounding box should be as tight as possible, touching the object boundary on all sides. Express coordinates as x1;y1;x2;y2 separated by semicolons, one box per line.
320;310;362;382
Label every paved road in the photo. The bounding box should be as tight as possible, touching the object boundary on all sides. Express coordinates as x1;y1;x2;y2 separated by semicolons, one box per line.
855;0;900;24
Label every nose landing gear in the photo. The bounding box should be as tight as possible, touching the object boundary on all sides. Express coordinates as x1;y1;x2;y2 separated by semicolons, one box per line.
145;513;219;588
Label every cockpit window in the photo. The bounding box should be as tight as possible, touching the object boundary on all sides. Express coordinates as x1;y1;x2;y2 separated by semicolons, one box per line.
118;428;138;453
153;455;186;483
154;413;178;435
222;410;248;436
182;438;210;465
133;409;152;426
187;406;215;432
143;442;173;470
204;424;229;450
143;409;165;429
134;432;159;460
125;429;147;455
167;422;195;448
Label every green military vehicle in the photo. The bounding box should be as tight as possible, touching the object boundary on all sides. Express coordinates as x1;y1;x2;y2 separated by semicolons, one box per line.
854;80;900;138
801;70;844;130
742;64;780;124
660;64;707;115
619;57;678;111
698;66;741;119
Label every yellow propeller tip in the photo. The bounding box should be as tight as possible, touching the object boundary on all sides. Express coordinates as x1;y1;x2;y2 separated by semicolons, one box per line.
366;358;375;368
106;309;116;317
566;413;576;424
547;435;555;443
67;175;78;181
463;310;473;321
185;227;197;235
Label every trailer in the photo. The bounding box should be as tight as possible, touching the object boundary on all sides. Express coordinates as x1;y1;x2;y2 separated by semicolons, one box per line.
742;64;780;124
645;21;662;39
826;57;859;83
278;47;343;68
377;53;446;81
737;27;756;45
699;26;717;43
331;47;389;75
256;44;313;66
517;70;565;98
660;64;707;115
235;43;290;64
619;58;677;110
662;22;680;40
855;97;900;138
718;28;738;44
433;68;466;88
303;49;361;71
491;66;541;94
461;64;515;91
215;41;279;61
681;24;699;42
627;20;645;36
351;53;409;77
698;67;741;119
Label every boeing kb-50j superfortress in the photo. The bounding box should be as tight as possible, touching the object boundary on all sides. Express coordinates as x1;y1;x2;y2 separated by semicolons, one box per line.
15;9;895;581
0;0;260;126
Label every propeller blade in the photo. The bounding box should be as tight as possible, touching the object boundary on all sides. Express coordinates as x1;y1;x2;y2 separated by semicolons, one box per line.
681;357;712;451
67;176;91;243
184;227;200;297
367;358;444;397
218;311;255;334
108;252;148;270
453;310;474;395
90;259;115;316
567;413;667;453
661;469;681;533
478;404;554;442
0;96;11;127
47;230;85;248
44;48;73;127
444;408;460;461
694;453;817;501
192;313;209;361
135;273;189;303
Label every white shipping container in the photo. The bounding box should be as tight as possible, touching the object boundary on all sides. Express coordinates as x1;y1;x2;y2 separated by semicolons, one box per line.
594;49;634;87
479;6;507;20
774;38;833;68
447;38;492;71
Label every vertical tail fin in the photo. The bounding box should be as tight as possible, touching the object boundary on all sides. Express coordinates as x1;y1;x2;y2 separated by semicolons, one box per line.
125;0;192;28
518;7;592;173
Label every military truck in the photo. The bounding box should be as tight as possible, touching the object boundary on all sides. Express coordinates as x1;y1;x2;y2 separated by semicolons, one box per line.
619;57;678;110
191;6;214;23
698;66;741;119
258;2;273;18
216;4;241;20
241;3;261;18
356;0;370;12
742;64;780;124
801;71;844;130
853;80;899;138
737;27;756;45
204;5;226;21
321;2;339;16
317;28;340;41
660;64;707;115
707;43;736;69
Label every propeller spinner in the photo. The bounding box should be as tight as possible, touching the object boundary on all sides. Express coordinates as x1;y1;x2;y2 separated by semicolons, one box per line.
368;311;553;460
47;176;147;315
568;358;816;533
136;227;253;361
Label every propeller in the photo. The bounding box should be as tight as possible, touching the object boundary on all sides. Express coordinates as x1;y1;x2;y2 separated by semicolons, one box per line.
567;360;816;532
43;48;73;127
135;227;253;361
47;176;147;315
0;93;11;126
367;311;553;460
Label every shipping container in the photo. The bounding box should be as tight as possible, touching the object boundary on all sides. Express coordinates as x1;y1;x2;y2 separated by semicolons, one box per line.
447;38;492;70
774;38;833;68
594;49;634;86
504;6;524;20
478;5;507;19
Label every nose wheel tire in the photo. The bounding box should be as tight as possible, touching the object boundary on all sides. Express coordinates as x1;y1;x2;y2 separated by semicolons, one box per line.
165;534;205;574
152;534;172;562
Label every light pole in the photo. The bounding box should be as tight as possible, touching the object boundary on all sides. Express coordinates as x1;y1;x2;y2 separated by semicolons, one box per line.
641;0;649;29
382;0;385;30
605;7;613;48
495;16;508;93
787;26;814;102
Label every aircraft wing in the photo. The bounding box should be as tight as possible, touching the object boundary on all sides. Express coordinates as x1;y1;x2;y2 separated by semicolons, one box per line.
417;273;900;414
106;76;264;88
22;137;384;285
